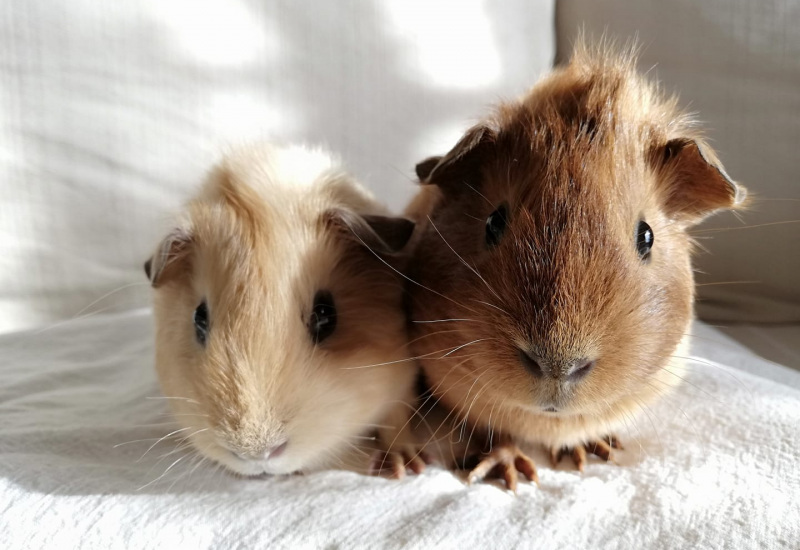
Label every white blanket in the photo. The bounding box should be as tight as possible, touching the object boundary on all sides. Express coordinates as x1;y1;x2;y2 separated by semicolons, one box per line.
1;309;798;549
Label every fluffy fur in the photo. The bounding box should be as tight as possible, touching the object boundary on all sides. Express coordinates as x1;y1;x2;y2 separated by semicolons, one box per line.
148;144;417;476
406;43;746;463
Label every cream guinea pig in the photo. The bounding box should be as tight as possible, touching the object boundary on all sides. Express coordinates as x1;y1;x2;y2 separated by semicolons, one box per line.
145;143;426;477
405;43;747;490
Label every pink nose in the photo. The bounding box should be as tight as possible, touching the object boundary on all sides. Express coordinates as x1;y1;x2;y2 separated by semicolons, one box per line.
233;440;288;461
267;440;288;459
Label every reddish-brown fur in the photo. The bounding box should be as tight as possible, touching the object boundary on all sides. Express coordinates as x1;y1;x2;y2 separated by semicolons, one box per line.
406;44;746;462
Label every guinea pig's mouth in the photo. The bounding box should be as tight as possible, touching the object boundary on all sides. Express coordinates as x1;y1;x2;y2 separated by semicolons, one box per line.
192;435;300;477
525;398;580;417
217;450;297;477
517;400;568;416
224;448;299;477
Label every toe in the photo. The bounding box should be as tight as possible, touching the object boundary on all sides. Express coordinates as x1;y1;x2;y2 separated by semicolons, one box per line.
605;435;624;450
549;446;569;467
405;453;427;475
571;445;587;472
468;457;498;485
514;455;539;486
367;451;387;476
588;439;612;461
549;447;560;467
390;452;406;479
503;464;519;493
418;449;435;465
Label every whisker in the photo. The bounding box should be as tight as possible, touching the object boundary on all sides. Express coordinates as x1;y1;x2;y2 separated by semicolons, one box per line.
343;422;395;430
464;182;496;210
156;442;195;461
123;421;182;429
158;412;210;419
694;280;760;287
427;215;504;304
344;225;480;315
412;318;484;324
471;299;509;316
167;452;203;492
146;396;201;405
441;338;492;357
342;340;488;370
137;427;192;462
137;455;189;491
693;219;800;233
677;355;752;395
71;282;150;319
114;437;165;448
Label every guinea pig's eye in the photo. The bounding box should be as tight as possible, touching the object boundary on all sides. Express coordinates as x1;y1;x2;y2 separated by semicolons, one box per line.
485;203;508;247
309;290;337;344
194;301;209;345
636;220;654;261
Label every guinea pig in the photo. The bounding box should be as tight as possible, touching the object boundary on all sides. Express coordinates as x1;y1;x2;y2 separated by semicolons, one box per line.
145;143;426;477
405;42;747;490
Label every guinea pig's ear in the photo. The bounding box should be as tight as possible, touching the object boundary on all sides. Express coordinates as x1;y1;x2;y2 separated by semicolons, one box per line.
653;137;747;223
325;209;415;255
415;156;442;183
420;124;496;187
145;228;193;287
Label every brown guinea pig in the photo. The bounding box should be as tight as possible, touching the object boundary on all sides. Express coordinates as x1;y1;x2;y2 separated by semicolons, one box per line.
406;43;747;490
145;143;424;477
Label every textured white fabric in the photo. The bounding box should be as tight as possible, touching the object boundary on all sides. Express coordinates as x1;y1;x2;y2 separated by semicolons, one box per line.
556;0;800;323
1;310;798;549
0;0;555;333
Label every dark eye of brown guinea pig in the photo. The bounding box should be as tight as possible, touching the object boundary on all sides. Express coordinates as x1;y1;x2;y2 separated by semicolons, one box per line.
636;220;654;261
485;203;509;247
309;290;337;344
194;301;209;345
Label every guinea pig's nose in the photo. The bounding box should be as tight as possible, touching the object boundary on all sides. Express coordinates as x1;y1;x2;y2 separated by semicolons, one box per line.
267;440;288;459
233;439;289;461
566;358;595;381
519;349;595;382
518;349;545;378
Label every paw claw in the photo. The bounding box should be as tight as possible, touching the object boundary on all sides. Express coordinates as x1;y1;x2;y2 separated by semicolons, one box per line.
368;446;431;478
571;445;587;472
405;452;427;475
503;463;518;493
548;434;623;471
549;446;564;468
466;444;538;491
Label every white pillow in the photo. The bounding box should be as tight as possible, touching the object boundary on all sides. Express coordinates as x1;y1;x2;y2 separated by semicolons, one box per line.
557;0;800;323
0;0;556;332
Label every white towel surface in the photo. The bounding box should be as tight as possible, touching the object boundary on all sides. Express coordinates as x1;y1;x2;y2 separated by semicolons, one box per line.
1;309;798;549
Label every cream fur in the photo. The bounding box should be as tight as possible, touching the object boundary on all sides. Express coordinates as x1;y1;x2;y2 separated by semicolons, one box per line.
149;143;416;476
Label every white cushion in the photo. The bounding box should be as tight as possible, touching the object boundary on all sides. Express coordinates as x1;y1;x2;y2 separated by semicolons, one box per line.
0;0;555;332
1;311;797;547
557;0;800;323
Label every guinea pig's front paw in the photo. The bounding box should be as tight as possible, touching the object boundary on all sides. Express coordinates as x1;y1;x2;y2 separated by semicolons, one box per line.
548;435;624;472
368;446;432;479
465;444;539;493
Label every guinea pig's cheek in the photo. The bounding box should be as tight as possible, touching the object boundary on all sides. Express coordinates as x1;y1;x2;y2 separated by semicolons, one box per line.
507;380;540;409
